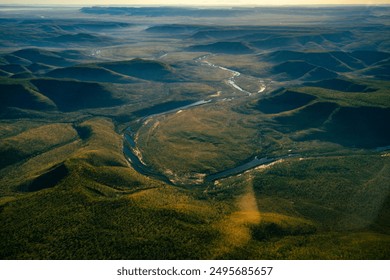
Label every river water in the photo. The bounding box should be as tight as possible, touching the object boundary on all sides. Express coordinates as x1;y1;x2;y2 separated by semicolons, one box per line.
195;54;266;96
123;54;273;185
123;100;213;185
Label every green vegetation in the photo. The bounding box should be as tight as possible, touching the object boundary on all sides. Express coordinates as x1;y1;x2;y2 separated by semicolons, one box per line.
0;6;389;260
254;90;316;114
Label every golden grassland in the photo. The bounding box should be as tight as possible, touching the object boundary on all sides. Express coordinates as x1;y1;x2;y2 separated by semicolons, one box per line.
1;123;77;157
299;83;390;108
0;117;389;258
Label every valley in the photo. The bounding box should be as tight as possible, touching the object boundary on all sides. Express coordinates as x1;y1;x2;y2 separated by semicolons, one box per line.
0;5;389;259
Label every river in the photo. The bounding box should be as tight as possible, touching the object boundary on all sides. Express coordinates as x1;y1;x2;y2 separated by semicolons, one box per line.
194;54;266;96
123;54;274;185
123;100;213;185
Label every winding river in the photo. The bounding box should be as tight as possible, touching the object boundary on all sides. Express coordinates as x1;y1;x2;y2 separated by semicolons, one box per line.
195;54;266;96
204;154;296;182
122;54;273;185
123;100;211;185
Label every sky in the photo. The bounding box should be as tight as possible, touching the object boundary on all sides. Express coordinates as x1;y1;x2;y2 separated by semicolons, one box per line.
0;0;389;6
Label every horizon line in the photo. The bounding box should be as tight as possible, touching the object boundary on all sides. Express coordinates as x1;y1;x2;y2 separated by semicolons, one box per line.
1;4;390;8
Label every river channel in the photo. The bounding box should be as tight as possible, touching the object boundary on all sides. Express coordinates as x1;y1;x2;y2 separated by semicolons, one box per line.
123;55;274;185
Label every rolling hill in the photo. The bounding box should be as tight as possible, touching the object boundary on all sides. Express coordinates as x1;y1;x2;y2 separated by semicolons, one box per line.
26;63;54;74
49;33;111;44
351;51;390;65
255;90;316;114
95;59;179;82
46;65;140;84
305;78;377;92
274;101;339;132
0;64;30;74
271;61;338;81
0;70;10;77
187;41;253;54
10;48;75;67
259;50;365;72
0;83;56;111
31;79;123;111
303;106;390;148
359;61;390;80
146;24;202;34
